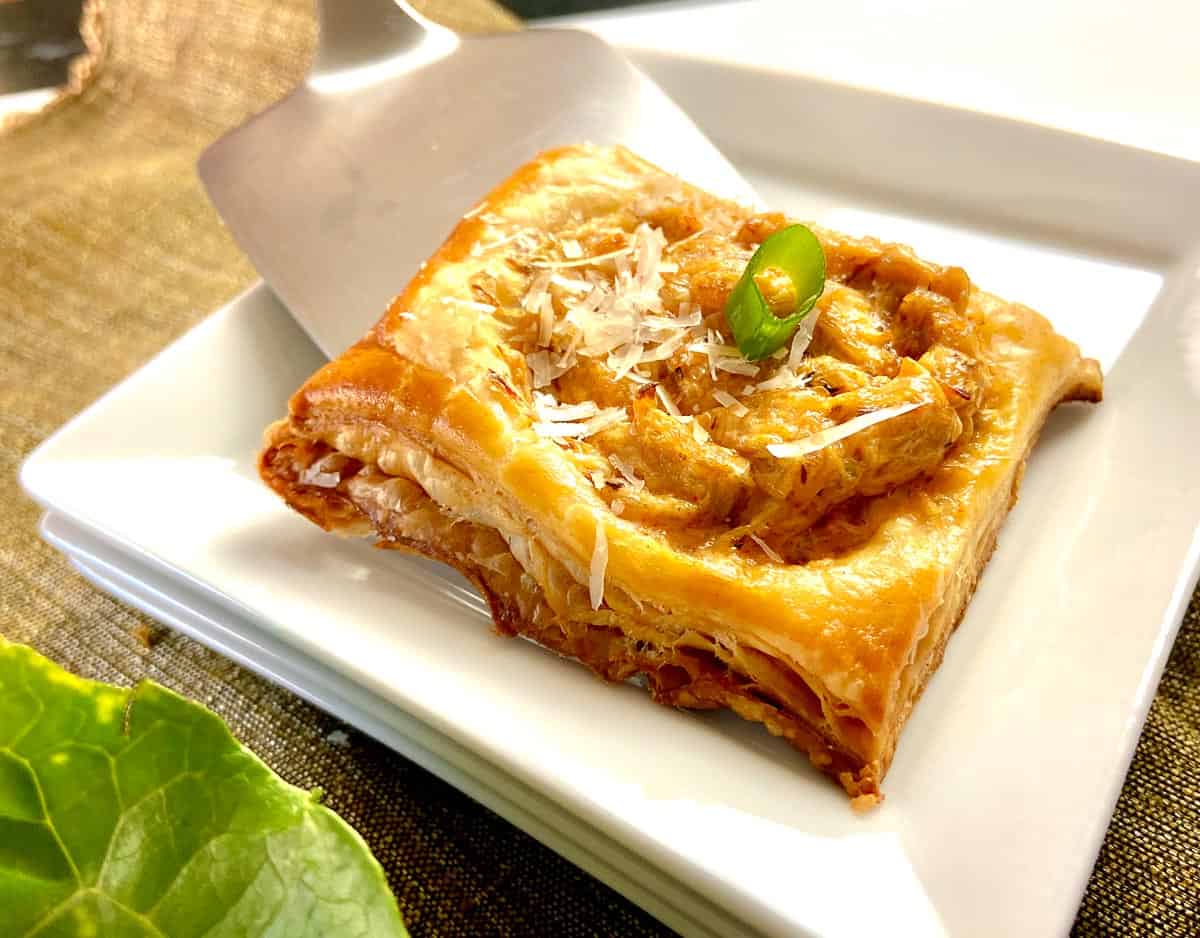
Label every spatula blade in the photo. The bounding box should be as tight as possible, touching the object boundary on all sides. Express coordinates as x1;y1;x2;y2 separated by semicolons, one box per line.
199;28;752;358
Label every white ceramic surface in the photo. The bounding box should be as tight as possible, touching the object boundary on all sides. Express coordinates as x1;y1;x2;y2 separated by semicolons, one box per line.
39;512;741;938
566;0;1200;165
21;56;1200;938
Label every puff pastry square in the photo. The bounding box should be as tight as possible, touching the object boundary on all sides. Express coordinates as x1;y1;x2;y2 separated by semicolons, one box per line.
260;145;1101;806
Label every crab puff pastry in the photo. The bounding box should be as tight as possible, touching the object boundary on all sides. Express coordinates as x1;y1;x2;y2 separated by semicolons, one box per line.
260;145;1101;806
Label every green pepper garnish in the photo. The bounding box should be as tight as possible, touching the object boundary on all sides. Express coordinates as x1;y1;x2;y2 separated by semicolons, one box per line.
724;224;825;361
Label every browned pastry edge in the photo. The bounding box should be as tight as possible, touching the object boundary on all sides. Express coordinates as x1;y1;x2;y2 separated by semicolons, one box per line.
377;530;884;803
258;435;877;799
259;402;1068;807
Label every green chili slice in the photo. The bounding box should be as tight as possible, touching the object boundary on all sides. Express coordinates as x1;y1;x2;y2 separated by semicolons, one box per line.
724;224;826;361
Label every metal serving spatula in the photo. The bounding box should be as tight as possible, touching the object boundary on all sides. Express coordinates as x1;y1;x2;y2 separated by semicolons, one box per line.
198;0;753;358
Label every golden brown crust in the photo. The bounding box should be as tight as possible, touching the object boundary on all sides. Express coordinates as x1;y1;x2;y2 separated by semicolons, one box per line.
257;145;1102;802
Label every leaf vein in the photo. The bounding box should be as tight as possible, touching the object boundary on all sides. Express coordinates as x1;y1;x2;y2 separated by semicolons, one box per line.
1;746;83;885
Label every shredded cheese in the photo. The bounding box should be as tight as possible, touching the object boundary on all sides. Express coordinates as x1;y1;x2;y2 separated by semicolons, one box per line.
526;350;566;389
589;518;608;610
523;269;552;314
550;273;591;293
689;333;739;381
523;224;719;398
607;342;645;380
472;229;533;257
655;384;682;417
638;330;689;364
747;369;809;395
715;357;759;377
750;534;784;564
513;222;827;461
533;392;598;422
713;389;750;417
533;406;625;440
581;408;626;436
537;294;555;347
531;244;634;270
608;454;645;490
532;421;591;439
767;401;925;459
788;308;821;367
441;297;497;313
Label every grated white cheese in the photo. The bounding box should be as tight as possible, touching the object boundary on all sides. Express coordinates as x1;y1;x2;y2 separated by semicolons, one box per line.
533;392;598;422
441;297;497;313
589;469;607;489
537;294;555;347
750;534;784;564
767;401;925;459
748;368;810;395
641;314;696;333
581;408;626;436
533;406;625;440
532;421;592;439
472;229;532;257
606;342;645;380
788;308;822;368
689;334;743;381
514;223;816;452
638;329;689;364
715;357;760;377
687;340;742;358
589;518;608;610
713;389;750;417
525;224;712;394
527;350;568;389
655;384;682;417
608;454;645;490
611;498;626;516
523;269;552;314
531;244;634;270
550;273;592;293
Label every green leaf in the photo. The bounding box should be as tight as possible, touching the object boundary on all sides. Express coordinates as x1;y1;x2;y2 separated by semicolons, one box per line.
724;223;826;360
0;642;407;938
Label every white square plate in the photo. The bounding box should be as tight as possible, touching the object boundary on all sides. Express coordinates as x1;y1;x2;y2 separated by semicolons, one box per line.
36;510;743;938
21;55;1200;937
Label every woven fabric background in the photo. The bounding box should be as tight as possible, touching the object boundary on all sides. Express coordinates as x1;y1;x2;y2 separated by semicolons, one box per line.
1;1;1196;934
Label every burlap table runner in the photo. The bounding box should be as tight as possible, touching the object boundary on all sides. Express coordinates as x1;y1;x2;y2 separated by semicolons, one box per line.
1;1;1196;934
